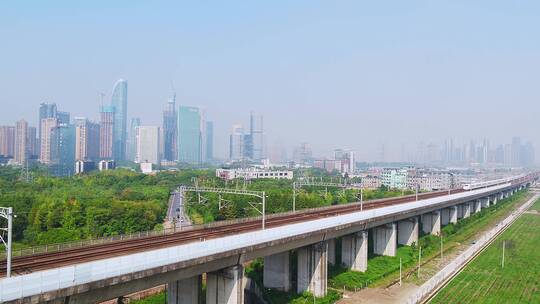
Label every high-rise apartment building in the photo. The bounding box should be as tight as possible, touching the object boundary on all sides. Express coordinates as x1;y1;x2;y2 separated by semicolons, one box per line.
111;79;128;161
39;118;57;164
27;126;37;159
127;117;141;161
99;106;115;159
0;126;15;157
162;96;177;161
178;105;205;164
75;118;100;161
229;124;244;161
205;121;214;162
14;120;28;165
135;126;161;165
38;102;57;148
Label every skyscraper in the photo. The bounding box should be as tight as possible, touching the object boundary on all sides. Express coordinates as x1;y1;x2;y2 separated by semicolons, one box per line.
511;136;521;167
56;111;70;125
14;120;28;165
39;118;57;164
229;124;244;161
249;112;264;161
100;106;115;159
51;123;75;175
162;95;177;161
205;121;214;162
127;117;141;161
50;123;75;176
27;126;38;159
111;79;128;161
0;126;15;157
135;126;161;164
178;105;205;164
75;118;100;161
38;102;57;149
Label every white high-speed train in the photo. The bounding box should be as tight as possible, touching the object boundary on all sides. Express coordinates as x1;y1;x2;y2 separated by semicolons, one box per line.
462;174;526;190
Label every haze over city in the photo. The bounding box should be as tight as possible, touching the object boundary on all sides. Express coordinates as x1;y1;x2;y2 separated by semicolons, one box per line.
2;1;539;161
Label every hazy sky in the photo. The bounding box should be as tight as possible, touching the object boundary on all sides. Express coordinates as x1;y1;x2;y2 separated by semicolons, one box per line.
1;1;539;160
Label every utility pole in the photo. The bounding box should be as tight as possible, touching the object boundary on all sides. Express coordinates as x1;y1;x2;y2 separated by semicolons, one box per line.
0;207;13;277
502;240;505;268
360;187;363;211
440;233;443;260
292;182;296;212
418;246;422;278
399;258;401;286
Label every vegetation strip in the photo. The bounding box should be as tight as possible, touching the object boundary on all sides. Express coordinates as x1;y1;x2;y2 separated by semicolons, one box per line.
415;193;539;303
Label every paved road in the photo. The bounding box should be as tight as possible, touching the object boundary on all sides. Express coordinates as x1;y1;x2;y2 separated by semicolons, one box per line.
167;190;191;228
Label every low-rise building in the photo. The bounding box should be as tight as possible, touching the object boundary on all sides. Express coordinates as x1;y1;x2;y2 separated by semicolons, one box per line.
75;160;96;174
98;160;116;171
381;168;408;189
361;175;382;189
216;168;293;180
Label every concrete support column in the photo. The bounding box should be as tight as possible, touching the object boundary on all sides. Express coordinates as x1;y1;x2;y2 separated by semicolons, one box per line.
449;206;458;224
167;276;201;304
397;217;418;246
373;223;397;256
491;195;498;205
263;251;290;291
206;265;244;304
463;202;471;218
499;192;504;200
421;210;441;236
327;238;336;266
474;200;482;213
456;204;463;219
341;231;368;272
481;197;490;208
297;241;327;297
441;208;450;226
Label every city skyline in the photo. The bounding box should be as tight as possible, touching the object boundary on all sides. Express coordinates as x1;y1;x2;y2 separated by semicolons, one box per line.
2;2;540;160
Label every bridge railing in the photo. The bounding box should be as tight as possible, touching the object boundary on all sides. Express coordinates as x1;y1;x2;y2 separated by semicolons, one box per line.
1;177;531;260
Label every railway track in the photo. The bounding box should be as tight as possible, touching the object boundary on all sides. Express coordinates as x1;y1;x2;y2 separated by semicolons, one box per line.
0;189;465;276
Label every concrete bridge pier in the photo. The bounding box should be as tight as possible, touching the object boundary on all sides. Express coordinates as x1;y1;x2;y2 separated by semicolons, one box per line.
398;217;418;246
456;204;464;219
499;192;504;200
463;202;472;218
167;275;201;304
297;241;328;297
327;238;336;266
206;265;244;304
481;197;490;208
263;252;291;291
491;195;498;205
441;208;450;226
474;200;482;213
373;223;397;256
421;210;441;236
449;205;458;224
341;231;368;272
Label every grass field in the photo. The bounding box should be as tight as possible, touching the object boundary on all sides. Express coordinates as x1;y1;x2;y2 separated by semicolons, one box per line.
430;200;540;304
